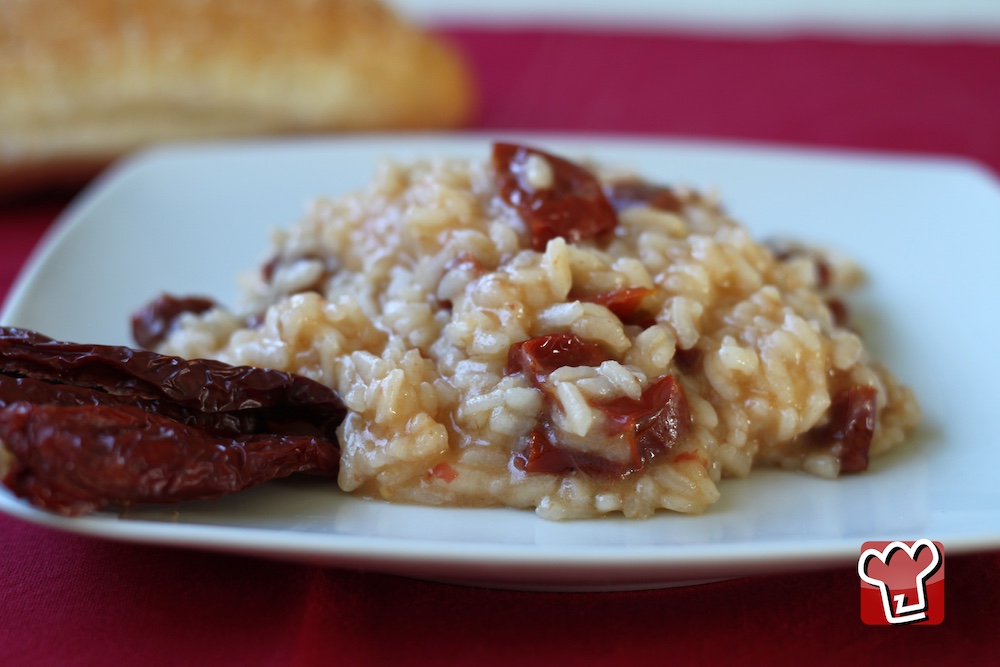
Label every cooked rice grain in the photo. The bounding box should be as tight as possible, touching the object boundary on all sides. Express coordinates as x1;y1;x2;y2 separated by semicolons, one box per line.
160;148;921;519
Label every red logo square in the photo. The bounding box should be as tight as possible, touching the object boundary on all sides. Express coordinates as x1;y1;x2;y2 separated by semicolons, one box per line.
858;540;944;625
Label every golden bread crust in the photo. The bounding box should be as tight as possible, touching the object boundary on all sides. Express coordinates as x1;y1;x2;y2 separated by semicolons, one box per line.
0;0;474;193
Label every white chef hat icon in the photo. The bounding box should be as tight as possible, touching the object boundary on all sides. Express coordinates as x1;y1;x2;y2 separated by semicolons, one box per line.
858;539;942;625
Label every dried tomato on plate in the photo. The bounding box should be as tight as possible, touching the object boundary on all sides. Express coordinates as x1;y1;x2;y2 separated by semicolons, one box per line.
0;327;345;516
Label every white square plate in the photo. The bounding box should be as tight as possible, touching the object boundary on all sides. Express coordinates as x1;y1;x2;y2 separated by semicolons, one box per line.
2;134;999;590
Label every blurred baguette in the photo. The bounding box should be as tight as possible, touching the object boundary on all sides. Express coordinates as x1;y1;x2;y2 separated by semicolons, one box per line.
0;0;474;195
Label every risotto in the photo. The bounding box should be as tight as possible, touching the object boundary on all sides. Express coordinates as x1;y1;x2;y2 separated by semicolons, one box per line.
155;142;921;520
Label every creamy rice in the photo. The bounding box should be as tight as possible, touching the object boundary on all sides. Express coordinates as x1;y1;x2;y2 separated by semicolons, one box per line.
159;143;921;519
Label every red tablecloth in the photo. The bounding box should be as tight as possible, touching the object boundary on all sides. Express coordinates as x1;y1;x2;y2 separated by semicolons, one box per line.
2;27;999;666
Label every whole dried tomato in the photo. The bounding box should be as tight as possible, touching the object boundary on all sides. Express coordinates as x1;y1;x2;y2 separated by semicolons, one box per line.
0;327;346;515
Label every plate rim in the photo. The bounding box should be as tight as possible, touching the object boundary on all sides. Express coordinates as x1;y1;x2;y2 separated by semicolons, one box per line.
3;132;999;589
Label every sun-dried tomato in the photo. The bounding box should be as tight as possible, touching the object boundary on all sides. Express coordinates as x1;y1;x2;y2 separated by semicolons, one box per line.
673;346;702;373
575;286;657;327
0;327;346;515
131;293;218;349
514;376;691;478
259;253;339;294
809;385;878;473
505;333;609;385
0;328;343;427
505;332;691;478
427;462;458;483
766;242;834;290
515;426;630;477
599;375;692;470
492;143;618;251
0;374;297;438
0;401;338;516
826;298;850;328
604;181;684;213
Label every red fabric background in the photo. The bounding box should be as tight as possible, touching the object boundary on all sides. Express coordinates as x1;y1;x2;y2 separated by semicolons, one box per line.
2;28;998;666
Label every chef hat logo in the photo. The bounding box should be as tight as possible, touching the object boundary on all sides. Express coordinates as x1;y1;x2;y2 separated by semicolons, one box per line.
858;539;942;625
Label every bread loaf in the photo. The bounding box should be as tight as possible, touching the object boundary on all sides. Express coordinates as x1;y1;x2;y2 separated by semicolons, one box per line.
0;0;473;193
